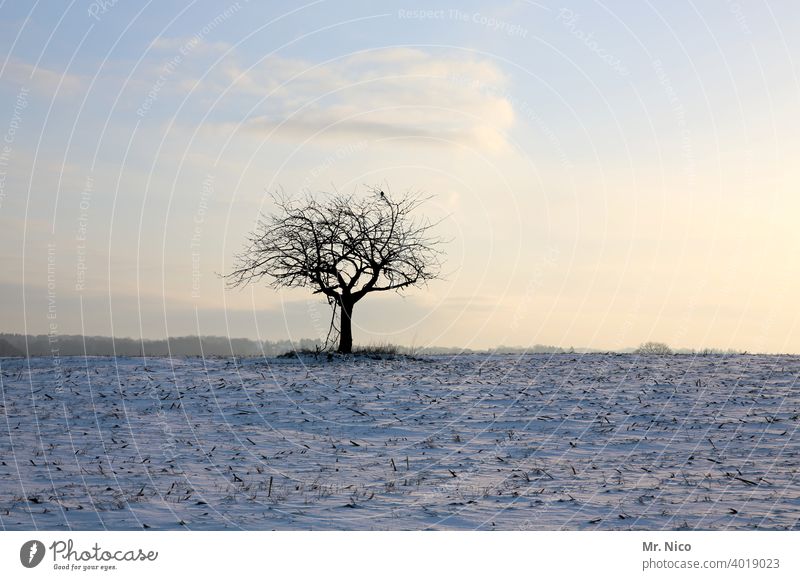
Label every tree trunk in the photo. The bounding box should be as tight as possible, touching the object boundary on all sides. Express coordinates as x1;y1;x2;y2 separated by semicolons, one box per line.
337;297;354;354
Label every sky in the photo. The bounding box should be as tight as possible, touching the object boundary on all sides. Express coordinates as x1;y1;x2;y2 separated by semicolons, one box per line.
1;0;799;352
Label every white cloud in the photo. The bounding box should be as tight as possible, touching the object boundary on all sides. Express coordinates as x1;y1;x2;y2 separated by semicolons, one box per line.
1;58;83;94
209;48;516;151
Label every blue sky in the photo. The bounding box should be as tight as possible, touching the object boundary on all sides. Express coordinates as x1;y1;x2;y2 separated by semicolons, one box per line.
2;1;800;351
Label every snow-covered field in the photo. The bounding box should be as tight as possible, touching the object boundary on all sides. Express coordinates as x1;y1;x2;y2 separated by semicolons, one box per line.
1;354;797;530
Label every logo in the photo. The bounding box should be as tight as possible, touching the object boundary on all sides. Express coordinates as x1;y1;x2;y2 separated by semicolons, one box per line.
20;540;46;568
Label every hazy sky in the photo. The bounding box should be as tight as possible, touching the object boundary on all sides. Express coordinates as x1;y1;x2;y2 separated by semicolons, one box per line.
1;1;799;352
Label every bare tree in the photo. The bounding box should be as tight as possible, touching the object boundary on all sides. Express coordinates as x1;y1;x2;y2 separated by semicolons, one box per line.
634;341;673;355
226;188;444;354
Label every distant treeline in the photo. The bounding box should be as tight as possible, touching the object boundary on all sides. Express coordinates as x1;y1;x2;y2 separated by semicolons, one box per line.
0;334;580;358
0;334;744;358
0;334;320;358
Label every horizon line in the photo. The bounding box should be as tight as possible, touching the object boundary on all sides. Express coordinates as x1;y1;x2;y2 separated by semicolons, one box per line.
0;333;792;356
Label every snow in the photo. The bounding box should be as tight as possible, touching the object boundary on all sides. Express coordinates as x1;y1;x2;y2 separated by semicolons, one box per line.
0;354;798;530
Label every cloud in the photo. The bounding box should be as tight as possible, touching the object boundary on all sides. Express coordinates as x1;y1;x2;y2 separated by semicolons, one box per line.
1;58;83;94
211;48;516;151
242;105;512;150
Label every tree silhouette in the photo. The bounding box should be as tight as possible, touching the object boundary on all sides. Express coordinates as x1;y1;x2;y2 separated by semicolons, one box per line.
634;341;673;355
226;188;444;353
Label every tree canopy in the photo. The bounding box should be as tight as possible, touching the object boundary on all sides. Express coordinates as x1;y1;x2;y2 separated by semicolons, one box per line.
226;188;444;353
